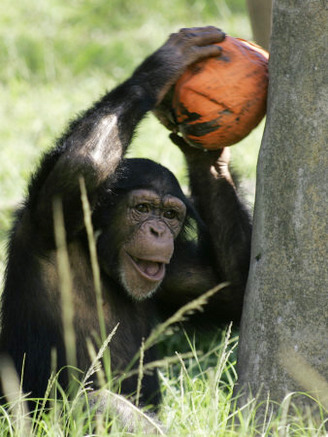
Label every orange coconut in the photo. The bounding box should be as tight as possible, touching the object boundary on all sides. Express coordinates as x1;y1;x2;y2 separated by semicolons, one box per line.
172;35;269;149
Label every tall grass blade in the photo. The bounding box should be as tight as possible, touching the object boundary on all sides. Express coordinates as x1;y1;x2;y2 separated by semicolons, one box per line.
279;344;328;410
69;323;119;414
0;356;31;436
53;197;77;387
79;177;107;344
136;338;145;407
145;282;230;352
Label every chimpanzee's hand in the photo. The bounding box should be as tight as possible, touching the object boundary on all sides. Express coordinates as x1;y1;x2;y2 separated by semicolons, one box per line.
169;133;233;184
134;27;225;106
157;27;225;99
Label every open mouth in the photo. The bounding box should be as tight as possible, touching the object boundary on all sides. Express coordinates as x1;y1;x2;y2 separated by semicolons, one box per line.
128;254;166;282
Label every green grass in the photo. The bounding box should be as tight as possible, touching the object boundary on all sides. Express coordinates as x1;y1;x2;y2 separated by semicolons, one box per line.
1;325;328;436
4;0;321;435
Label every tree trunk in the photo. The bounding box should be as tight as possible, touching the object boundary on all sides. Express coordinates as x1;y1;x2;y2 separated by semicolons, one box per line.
236;0;328;409
246;0;272;50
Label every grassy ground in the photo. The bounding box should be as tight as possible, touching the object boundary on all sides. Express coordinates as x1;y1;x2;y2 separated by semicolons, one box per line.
3;1;325;436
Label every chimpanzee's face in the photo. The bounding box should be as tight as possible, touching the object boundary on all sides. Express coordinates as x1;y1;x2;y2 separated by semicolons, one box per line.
117;189;186;300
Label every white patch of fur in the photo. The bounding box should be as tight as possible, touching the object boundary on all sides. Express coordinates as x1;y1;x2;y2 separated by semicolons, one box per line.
89;114;121;164
119;268;160;301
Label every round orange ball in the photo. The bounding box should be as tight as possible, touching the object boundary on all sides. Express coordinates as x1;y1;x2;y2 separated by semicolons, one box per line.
172;36;269;150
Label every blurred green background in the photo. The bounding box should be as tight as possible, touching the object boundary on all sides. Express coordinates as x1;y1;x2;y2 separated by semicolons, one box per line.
0;0;264;282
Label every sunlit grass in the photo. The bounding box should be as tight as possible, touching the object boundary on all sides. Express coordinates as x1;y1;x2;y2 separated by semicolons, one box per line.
1;326;328;436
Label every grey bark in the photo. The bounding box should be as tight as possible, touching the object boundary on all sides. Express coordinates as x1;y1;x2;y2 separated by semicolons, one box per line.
236;0;328;409
246;0;272;50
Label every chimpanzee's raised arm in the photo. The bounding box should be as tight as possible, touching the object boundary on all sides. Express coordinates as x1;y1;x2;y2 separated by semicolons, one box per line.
26;27;224;243
162;134;252;323
187;145;251;322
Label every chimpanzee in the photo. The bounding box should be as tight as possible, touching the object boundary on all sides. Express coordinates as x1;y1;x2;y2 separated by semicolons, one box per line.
0;27;251;412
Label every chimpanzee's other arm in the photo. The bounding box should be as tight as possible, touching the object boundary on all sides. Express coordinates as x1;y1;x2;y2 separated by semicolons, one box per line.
26;27;225;243
162;134;252;323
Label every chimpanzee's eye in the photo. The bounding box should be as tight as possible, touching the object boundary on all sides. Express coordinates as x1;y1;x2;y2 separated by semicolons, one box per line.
135;203;150;213
164;209;177;220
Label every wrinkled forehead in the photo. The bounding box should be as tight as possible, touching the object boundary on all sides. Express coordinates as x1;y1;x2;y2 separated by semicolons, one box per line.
127;188;187;211
114;158;185;199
